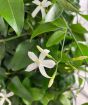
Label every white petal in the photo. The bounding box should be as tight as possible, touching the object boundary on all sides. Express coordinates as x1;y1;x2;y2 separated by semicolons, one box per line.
25;63;38;72
39;65;51;78
39;49;50;60
0;93;4;97
0;98;5;105
42;0;47;4
6;98;11;105
32;6;40;18
43;1;52;7
32;0;40;5
1;89;6;95
42;60;55;68
7;92;14;98
41;7;46;18
28;52;38;62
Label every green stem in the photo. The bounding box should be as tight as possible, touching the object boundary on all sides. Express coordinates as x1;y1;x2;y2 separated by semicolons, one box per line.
0;34;28;43
67;62;78;70
61;29;67;59
63;17;87;63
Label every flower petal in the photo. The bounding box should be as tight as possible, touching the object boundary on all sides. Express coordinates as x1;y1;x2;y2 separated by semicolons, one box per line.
0;93;4;97
42;0;47;4
43;1;52;7
41;7;46;18
1;89;6;95
39;65;51;78
0;98;5;105
32;0;40;5
32;6;40;18
28;52;38;62
39;49;50;60
42;60;55;68
25;63;38;72
7;92;14;98
6;98;11;105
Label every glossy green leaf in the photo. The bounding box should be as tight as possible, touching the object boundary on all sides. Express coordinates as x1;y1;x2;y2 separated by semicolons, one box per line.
0;67;6;79
51;18;67;28
0;17;7;36
57;0;79;13
8;76;32;101
0;43;5;60
80;14;88;21
8;40;37;71
59;94;71;105
32;23;58;38
0;0;24;35
72;42;88;67
41;92;55;105
70;24;88;34
82;103;88;105
75;42;88;63
32;18;67;38
30;88;45;101
46;30;66;47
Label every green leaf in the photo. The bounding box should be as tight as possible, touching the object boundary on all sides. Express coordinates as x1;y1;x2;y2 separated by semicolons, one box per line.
51;18;67;28
23;78;46;103
22;77;31;90
8;40;37;71
80;14;88;21
72;42;88;66
30;88;45;101
8;76;32;101
70;24;88;34
82;103;88;105
0;67;7;79
41;92;55;105
75;42;88;62
45;4;63;22
46;30;66;47
32;23;58;38
0;43;5;61
32;18;67;38
59;94;71;105
57;0;79;13
0;0;24;35
0;17;7;36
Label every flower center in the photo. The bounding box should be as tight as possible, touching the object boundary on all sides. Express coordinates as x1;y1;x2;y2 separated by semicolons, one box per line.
35;59;41;65
39;2;43;7
3;95;7;99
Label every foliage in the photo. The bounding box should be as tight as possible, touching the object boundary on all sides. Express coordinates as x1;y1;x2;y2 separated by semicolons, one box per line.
0;0;88;105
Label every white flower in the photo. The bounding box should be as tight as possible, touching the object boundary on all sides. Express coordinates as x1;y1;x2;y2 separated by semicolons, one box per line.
32;0;52;18
0;89;14;105
25;49;55;78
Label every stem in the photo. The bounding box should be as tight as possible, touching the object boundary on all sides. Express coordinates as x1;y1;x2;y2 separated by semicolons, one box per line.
63;17;88;63
61;29;67;59
0;33;28;43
